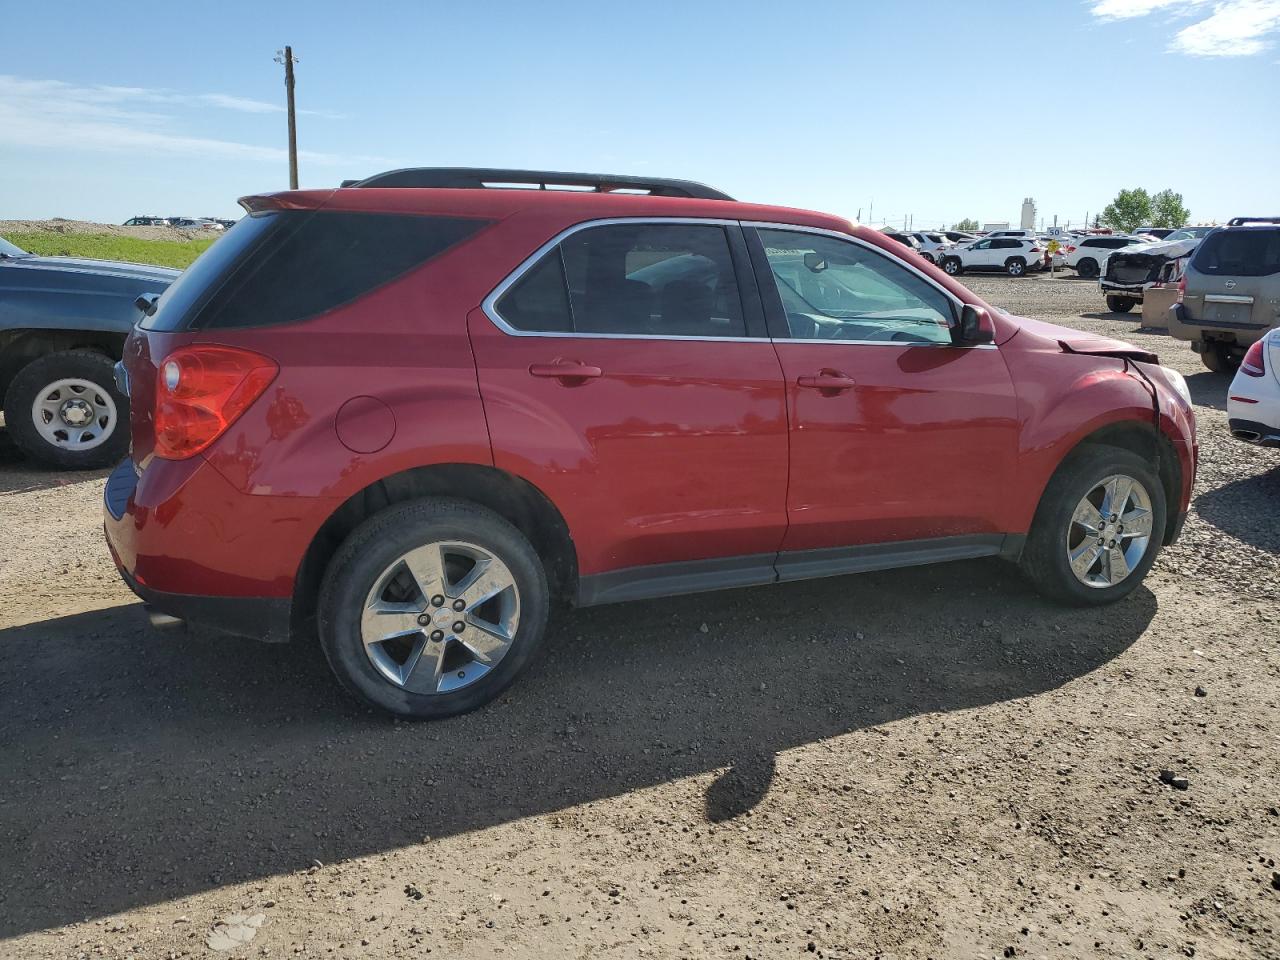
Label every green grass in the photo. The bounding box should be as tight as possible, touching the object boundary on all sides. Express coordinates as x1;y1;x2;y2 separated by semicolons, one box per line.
5;232;215;269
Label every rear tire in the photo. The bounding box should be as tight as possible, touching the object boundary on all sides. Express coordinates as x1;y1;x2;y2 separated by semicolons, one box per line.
1199;343;1239;374
1005;257;1026;277
942;257;962;276
1019;445;1166;606
1106;295;1136;313
318;498;550;718
3;349;128;470
1077;258;1099;279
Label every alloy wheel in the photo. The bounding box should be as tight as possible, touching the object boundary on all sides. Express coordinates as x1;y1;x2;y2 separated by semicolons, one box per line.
1065;474;1154;588
360;540;520;694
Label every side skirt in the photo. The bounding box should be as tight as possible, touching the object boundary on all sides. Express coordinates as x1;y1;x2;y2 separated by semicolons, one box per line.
576;534;1025;608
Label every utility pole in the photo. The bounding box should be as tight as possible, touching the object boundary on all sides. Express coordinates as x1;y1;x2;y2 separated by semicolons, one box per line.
274;46;300;189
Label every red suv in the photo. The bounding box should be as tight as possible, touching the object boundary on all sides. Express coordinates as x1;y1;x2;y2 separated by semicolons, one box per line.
104;168;1197;718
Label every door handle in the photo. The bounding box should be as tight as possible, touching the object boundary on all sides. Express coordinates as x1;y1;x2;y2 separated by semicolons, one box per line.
796;371;857;392
529;361;603;381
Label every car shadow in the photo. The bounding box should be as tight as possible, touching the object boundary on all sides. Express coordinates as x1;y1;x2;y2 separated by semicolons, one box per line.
0;559;1157;937
1185;371;1229;412
1195;466;1280;553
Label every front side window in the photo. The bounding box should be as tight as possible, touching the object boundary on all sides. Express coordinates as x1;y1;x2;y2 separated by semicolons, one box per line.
495;222;745;337
757;229;955;345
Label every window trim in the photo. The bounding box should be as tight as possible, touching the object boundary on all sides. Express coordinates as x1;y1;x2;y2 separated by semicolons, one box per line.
482;217;766;342
741;222;995;349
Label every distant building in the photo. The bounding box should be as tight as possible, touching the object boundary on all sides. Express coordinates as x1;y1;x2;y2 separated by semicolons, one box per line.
1020;198;1037;231
983;222;1010;232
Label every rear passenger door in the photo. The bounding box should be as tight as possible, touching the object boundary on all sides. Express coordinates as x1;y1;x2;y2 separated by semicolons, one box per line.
468;219;790;598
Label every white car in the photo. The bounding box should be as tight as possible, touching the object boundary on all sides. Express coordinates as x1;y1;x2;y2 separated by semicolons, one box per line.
1227;327;1280;447
907;231;955;264
940;237;1045;277
1062;235;1147;279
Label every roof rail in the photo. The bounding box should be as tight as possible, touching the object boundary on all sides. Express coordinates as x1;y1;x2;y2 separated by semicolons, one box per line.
1226;216;1280;226
341;167;734;201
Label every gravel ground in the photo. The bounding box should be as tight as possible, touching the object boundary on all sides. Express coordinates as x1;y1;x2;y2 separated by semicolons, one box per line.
0;274;1276;959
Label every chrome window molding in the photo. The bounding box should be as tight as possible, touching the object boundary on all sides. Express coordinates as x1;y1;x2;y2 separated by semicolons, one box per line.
480;215;996;350
481;217;756;342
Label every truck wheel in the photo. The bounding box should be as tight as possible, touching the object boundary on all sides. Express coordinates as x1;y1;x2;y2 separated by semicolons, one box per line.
3;349;128;469
1199;343;1239;374
1106;296;1136;313
1005;257;1027;277
1077;258;1099;279
318;498;550;719
1020;445;1166;606
942;257;962;276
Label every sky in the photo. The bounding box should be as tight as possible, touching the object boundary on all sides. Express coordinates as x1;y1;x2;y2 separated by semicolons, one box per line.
1;0;1277;229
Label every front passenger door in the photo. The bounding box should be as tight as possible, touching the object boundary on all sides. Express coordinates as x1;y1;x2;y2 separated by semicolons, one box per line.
746;227;1020;559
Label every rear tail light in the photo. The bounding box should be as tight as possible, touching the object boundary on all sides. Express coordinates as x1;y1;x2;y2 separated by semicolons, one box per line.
1177;276;1186;303
154;345;278;459
1065;244;1076;253
1241;340;1266;378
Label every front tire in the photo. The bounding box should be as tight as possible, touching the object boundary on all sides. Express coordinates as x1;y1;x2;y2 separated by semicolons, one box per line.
318;498;550;719
1005;257;1026;277
3;349;128;469
942;257;962;276
1077;258;1099;279
1106;295;1136;313
1020;445;1166;606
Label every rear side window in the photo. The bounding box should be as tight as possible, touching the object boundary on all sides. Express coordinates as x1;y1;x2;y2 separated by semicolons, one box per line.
1192;228;1280;277
144;210;489;331
495;222;745;337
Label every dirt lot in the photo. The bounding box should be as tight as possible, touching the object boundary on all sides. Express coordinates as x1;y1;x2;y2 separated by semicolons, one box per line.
0;274;1276;960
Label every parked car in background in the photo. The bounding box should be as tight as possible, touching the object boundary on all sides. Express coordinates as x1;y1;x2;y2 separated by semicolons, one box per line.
0;235;177;467
941;230;979;244
989;229;1037;239
1170;217;1280;373
1164;226;1216;243
1101;235;1204;313
1133;227;1175;240
1063;235;1146;279
880;230;923;255
908;231;954;264
103;166;1196;718
1226;326;1280;447
941;237;1045;277
168;217;224;230
123;216;170;227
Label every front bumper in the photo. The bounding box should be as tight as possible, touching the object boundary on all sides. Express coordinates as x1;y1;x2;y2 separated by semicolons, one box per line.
103;457;303;642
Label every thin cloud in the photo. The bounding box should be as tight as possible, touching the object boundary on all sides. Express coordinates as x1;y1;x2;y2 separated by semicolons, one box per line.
1172;0;1280;53
0;75;385;168
1087;0;1280;54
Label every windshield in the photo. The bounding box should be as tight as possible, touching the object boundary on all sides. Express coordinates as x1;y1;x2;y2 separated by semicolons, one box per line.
0;236;30;258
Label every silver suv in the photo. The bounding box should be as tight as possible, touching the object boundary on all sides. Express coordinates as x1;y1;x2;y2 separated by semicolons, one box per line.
1170;217;1280;373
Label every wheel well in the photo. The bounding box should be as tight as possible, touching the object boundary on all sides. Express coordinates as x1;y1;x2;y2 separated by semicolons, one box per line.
1055;422;1182;542
0;330;123;398
292;464;578;637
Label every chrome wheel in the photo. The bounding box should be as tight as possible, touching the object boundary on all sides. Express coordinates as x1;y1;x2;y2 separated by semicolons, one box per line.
1065;474;1154;588
31;378;117;451
360;540;520;694
944;259;960;275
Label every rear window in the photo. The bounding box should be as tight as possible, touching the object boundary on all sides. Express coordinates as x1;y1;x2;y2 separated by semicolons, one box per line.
1191;228;1280;277
143;210;489;331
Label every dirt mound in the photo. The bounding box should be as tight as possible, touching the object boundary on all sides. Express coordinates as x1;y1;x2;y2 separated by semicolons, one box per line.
0;218;218;242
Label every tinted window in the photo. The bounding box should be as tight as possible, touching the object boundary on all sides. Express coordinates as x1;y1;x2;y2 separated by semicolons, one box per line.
1191;228;1280;277
497;222;745;337
146;210;489;331
758;229;954;345
495;249;572;332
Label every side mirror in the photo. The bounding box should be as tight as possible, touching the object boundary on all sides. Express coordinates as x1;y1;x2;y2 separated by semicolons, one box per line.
803;251;828;273
953;304;995;346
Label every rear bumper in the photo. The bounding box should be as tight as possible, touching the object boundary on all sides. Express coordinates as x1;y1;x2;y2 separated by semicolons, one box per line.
103;457;310;642
1227;417;1280;447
